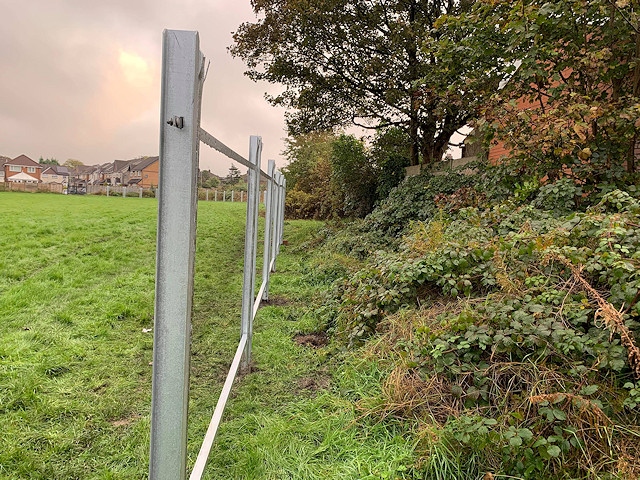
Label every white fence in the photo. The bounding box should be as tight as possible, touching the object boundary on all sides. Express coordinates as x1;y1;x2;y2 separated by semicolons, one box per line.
149;30;286;480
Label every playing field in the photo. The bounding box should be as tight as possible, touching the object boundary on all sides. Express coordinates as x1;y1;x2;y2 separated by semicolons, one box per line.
0;193;249;478
0;192;415;480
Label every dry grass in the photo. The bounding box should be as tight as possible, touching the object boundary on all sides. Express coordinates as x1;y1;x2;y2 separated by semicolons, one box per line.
354;295;640;478
549;253;640;379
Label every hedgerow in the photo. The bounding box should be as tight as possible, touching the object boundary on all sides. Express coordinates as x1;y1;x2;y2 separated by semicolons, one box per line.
319;187;640;478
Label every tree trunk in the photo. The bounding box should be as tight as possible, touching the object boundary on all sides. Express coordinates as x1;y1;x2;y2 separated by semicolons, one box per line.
407;0;420;166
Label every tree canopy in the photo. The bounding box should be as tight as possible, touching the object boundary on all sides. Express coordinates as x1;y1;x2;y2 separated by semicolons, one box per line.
39;157;59;165
224;164;242;186
231;0;482;165
442;0;640;185
63;159;84;168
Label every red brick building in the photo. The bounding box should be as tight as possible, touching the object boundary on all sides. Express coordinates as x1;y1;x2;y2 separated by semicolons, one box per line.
3;155;42;183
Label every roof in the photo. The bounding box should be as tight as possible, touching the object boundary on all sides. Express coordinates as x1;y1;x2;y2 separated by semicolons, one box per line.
113;159;134;173
8;154;40;168
131;156;159;172
91;162;113;174
0;156;10;166
42;165;69;176
71;165;95;175
8;171;39;182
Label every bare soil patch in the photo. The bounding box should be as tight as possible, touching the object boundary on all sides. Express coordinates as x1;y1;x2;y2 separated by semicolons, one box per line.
293;331;328;348
261;295;291;307
296;373;330;393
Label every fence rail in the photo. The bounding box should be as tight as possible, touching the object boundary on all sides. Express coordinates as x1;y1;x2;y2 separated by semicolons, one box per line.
149;29;286;480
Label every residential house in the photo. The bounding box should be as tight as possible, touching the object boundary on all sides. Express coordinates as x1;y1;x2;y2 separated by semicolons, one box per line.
69;165;95;183
0;156;9;182
109;160;134;185
68;164;95;192
89;163;113;185
4;155;41;183
127;156;159;188
41;165;70;185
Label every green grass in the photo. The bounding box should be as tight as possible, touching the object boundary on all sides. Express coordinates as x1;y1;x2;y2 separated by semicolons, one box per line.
0;193;418;479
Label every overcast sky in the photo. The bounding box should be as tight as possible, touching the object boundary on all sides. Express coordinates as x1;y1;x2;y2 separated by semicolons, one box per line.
0;0;287;175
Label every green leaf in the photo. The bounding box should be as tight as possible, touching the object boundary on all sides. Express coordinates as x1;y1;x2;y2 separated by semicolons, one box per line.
547;445;561;458
580;385;599;396
553;409;567;421
518;428;533;440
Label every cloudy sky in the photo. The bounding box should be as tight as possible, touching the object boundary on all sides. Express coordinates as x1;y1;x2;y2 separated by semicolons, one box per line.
0;0;287;175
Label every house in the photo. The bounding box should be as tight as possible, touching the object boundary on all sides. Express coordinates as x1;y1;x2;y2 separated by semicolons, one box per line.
41;165;70;185
89;163;113;185
127;156;159;188
3;155;41;183
109;160;135;185
0;156;9;182
69;165;95;183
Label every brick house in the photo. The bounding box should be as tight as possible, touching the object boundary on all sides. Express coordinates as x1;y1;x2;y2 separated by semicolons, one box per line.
89;163;113;185
4;155;41;183
127;156;159;188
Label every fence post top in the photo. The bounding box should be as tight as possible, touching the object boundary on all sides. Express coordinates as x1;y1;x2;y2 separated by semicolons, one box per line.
248;136;263;167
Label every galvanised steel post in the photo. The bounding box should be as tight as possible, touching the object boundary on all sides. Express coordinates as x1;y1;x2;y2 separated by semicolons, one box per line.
270;172;281;271
149;29;203;480
240;136;262;368
261;160;276;300
280;177;286;245
275;173;284;254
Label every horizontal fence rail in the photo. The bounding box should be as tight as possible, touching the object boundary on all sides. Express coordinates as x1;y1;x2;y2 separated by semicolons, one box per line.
149;29;286;480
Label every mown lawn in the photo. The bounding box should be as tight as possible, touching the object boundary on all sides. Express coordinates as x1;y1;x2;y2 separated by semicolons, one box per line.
0;192;415;480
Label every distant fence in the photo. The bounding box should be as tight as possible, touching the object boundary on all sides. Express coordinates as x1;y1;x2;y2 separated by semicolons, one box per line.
149;30;286;480
0;182;64;194
0;182;267;202
198;187;266;203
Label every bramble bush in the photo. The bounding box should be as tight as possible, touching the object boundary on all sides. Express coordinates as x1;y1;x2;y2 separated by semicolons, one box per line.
318;188;640;478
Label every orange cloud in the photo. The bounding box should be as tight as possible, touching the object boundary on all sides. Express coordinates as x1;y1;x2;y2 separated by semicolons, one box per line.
80;48;159;147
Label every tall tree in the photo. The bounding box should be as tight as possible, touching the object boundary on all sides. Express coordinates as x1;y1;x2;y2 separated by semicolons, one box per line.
231;0;477;166
63;159;84;168
224;164;242;186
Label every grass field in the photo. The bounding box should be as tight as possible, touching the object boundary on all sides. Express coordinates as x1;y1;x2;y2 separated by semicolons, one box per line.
0;192;415;480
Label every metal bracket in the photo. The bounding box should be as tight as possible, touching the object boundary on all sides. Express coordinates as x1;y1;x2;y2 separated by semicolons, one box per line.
167;116;185;129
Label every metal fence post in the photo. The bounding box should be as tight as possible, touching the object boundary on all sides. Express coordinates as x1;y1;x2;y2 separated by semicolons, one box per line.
279;178;286;245
240;136;262;368
270;172;281;271
149;29;204;480
261;160;276;300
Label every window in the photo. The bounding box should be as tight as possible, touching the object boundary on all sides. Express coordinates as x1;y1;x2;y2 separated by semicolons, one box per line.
27;167;36;173
9;165;20;172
